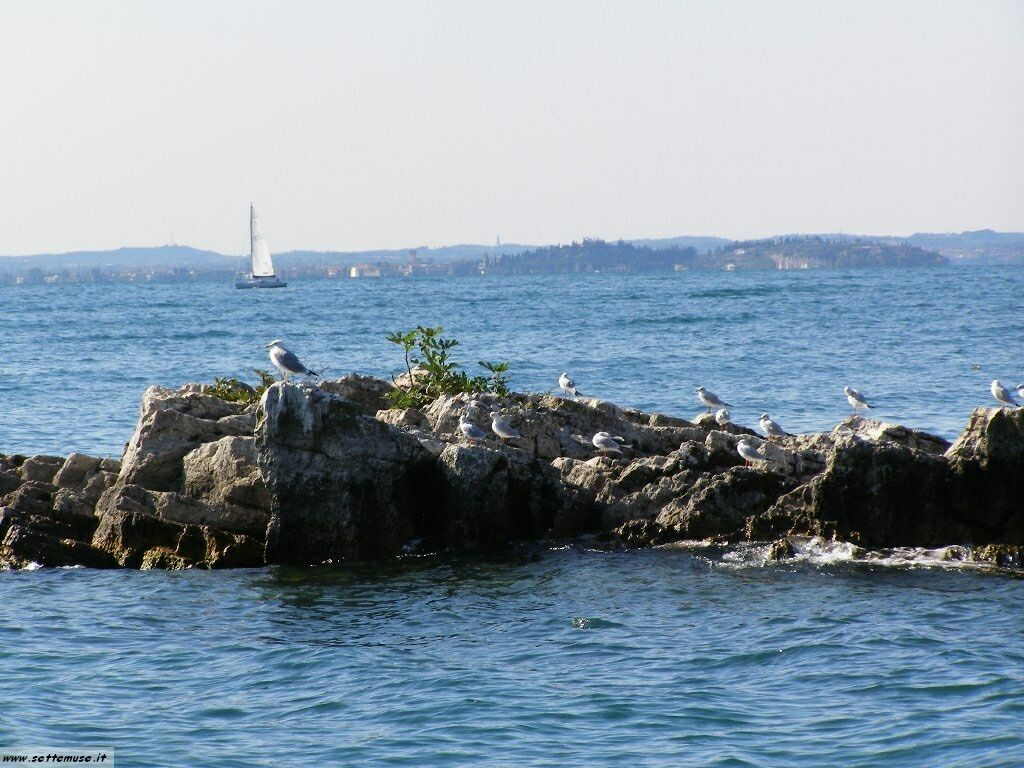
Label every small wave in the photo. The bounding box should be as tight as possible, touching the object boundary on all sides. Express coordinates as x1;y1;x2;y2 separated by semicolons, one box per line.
169;330;234;340
625;312;754;327
717;537;998;572
625;314;706;326
688;287;782;299
571;617;624;630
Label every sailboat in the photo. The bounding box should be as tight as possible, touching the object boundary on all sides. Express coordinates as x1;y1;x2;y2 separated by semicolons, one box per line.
235;204;287;289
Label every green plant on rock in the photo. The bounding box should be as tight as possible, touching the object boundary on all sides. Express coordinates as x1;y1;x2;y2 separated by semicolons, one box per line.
385;326;511;408
207;369;277;405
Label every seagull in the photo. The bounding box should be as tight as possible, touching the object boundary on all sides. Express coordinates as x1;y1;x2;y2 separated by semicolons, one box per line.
991;380;1019;408
759;413;786;439
559;372;581;399
696;386;732;411
844;386;873;413
736;438;766;466
458;412;487;442
592;431;631;454
490;411;521;440
714;408;731;427
1017;384;1024;401
266;340;318;381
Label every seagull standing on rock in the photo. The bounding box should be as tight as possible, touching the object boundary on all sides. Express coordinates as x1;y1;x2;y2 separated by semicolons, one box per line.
696;386;732;412
266;340;318;382
459;412;487;442
736;438;766;466
991;380;1019;408
592;431;630;455
715;408;731;427
559;372;581;399
759;413;787;439
844;386;873;414
490;411;522;440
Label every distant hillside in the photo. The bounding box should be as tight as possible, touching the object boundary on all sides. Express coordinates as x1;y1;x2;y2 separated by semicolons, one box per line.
904;230;1024;264
5;229;1017;280
274;243;533;268
0;245;233;271
469;239;697;275
704;237;946;269
627;235;732;253
788;230;1024;264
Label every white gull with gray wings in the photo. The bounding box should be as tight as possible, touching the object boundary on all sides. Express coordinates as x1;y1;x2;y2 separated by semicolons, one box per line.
696;386;732;411
266;340;318;381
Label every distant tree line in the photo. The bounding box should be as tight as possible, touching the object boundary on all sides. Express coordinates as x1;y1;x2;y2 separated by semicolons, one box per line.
705;236;946;269
456;238;698;275
448;235;945;275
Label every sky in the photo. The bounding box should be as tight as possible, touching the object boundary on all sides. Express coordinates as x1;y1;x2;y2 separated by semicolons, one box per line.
2;0;1022;255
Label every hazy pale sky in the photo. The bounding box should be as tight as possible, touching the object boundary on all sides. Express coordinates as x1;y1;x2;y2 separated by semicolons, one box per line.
3;0;1021;254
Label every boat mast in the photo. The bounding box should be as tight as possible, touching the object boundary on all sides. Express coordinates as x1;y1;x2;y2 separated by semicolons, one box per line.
249;203;256;276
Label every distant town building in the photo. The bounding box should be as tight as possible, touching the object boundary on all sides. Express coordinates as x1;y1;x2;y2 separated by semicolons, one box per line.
349;263;382;278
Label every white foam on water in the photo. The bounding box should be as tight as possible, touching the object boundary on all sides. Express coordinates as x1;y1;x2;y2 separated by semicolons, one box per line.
714;536;999;572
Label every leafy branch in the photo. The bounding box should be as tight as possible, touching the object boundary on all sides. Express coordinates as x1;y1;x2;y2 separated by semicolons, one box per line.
385;326;511;408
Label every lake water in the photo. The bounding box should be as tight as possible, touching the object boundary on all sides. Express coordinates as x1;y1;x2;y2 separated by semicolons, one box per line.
2;267;1023;766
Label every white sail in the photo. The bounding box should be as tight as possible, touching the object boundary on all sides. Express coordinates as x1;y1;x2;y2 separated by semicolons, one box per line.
250;204;276;277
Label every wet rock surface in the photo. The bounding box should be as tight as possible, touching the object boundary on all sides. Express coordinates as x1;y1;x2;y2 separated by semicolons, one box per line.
3;381;1023;570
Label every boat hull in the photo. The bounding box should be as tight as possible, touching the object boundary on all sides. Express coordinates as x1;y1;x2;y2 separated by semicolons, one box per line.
235;276;288;289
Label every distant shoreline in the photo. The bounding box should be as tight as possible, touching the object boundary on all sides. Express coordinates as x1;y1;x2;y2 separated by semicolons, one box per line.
1;229;1022;285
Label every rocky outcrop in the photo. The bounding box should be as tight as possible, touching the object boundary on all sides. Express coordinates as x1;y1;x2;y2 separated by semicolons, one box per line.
750;437;960;546
181;436;271;536
423;392;702;461
437;443;593;550
318;374;395;415
5;380;1023;571
258;383;443;565
90;491;263;570
119;386;255;491
656;467;796;540
945;407;1024;544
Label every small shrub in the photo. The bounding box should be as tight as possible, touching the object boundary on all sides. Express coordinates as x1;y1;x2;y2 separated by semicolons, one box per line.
207;369;276;405
385;326;511;408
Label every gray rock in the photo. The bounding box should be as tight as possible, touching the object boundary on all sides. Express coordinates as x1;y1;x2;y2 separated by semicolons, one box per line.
656;467;795;540
19;455;65;484
2;481;56;518
180;436;271;536
319;374;396;416
119;386;253;491
258;383;443;565
1;524;119;569
50;488;100;540
945;407;1024;543
753;437;961;547
99;458;122;473
91;486;263;569
836;415;951;455
53;453;102;490
424;392;701;461
375;408;428;429
436;443;592;550
0;469;22;495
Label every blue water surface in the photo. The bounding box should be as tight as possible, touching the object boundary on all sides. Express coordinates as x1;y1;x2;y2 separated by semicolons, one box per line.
2;267;1023;767
1;266;1022;456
